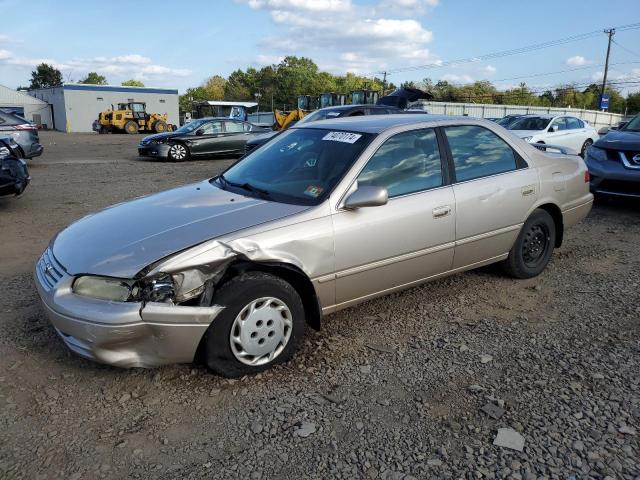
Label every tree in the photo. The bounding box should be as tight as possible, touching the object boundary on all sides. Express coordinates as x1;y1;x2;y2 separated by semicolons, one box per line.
179;86;210;115
122;79;145;87
626;92;640;115
29;63;63;89
203;75;226;100
79;72;107;85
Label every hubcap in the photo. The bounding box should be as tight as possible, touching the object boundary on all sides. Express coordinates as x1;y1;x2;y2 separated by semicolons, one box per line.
229;297;293;366
522;223;549;267
170;145;186;159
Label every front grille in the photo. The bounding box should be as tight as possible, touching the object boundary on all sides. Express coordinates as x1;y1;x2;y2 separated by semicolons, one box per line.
36;249;66;290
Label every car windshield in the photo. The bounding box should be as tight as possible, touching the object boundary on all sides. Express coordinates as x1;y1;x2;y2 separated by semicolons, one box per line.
496;116;520;127
622;114;640;131
215;127;374;205
297;108;343;125
508;116;551;131
174;119;209;134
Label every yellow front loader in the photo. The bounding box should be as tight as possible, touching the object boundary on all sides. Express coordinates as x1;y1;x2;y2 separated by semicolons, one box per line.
94;102;173;134
274;109;306;131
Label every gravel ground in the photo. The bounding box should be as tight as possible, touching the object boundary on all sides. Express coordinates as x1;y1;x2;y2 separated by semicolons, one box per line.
0;132;638;479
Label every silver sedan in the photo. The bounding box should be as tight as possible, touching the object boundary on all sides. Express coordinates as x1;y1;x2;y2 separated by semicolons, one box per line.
35;115;593;377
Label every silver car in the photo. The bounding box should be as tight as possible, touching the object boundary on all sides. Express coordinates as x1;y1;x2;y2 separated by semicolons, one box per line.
35;115;593;377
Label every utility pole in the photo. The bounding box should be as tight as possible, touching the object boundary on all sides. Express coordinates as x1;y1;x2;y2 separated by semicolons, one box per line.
600;28;615;111
382;71;387;94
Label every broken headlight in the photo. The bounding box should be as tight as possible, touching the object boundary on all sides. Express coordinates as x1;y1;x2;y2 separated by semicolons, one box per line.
73;276;139;302
141;274;176;303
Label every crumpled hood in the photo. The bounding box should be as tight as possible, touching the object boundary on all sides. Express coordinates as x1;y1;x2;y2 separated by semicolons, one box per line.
594;129;640;150
140;132;180;144
52;180;308;278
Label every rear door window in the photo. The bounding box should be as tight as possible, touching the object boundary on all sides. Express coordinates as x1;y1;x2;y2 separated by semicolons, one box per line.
566;117;583;129
357;128;443;197
224;121;244;133
444;125;518;182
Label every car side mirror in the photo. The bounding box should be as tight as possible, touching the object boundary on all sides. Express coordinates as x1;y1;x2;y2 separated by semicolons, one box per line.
550;125;559;132
343;186;388;209
195;128;204;136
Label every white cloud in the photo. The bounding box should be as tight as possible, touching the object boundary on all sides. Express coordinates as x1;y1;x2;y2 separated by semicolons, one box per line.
255;54;285;66
484;65;496;74
243;0;437;75
0;49;192;83
566;55;589;66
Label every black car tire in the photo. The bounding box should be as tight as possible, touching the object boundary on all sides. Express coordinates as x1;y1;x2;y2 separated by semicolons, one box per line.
202;272;305;378
502;209;556;279
580;139;593;158
124;121;139;134
167;143;189;162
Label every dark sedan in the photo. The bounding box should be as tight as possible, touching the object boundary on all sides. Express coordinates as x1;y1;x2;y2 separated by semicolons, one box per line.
0;109;43;159
244;104;405;155
585;113;640;198
139;118;269;161
0;136;30;197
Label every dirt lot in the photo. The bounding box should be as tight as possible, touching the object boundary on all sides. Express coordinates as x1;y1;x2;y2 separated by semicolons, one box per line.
1;131;638;479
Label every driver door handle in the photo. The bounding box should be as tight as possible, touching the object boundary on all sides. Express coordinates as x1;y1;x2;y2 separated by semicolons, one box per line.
432;205;451;218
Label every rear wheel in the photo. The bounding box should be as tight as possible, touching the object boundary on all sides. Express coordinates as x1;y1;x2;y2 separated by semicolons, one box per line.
124;121;139;134
202;272;305;377
580;139;593;158
154;120;168;133
167;143;189;162
502;209;556;279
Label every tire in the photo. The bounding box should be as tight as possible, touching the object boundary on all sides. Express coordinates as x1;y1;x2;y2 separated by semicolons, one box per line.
580;139;593;158
167;143;189;162
502;209;556;279
154;120;168;133
202;272;306;378
124;121;139;134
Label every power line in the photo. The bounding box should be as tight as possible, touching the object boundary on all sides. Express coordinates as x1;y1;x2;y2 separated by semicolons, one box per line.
612;39;640;59
375;22;640;77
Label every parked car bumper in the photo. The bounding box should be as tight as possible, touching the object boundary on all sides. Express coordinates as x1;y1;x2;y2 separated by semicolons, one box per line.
34;248;223;368
28;143;44;159
138;144;170;159
586;152;640;198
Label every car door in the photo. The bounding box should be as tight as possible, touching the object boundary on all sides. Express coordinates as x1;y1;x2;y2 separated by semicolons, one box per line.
565;116;587;151
443;124;538;269
545;117;572;148
190;120;224;156
222;120;250;154
331;127;456;306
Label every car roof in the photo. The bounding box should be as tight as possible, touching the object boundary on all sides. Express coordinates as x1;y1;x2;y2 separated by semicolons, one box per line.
293;113;467;133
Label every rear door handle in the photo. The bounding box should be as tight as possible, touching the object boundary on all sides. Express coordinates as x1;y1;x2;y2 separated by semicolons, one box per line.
521;185;536;196
432;205;451;218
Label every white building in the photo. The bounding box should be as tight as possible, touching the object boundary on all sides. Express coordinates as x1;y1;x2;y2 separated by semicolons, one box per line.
28;83;179;133
0;84;53;128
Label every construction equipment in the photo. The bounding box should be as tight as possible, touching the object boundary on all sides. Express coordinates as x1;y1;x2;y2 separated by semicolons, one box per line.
351;89;380;105
274;109;306;131
297;95;318;111
95;102;171;134
319;92;346;109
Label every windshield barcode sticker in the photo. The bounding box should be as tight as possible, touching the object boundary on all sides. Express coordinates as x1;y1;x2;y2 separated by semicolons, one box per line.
322;131;362;144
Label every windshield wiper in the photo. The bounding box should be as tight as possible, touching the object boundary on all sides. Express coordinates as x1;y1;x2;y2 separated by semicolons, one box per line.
218;174;270;197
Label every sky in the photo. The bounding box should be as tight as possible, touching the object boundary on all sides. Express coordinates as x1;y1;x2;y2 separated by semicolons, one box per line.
1;0;640;96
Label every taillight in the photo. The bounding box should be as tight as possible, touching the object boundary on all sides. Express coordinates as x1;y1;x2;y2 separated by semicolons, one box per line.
14;123;36;131
584;170;590;183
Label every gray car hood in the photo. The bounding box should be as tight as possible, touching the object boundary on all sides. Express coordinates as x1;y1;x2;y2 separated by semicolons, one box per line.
52;180;308;278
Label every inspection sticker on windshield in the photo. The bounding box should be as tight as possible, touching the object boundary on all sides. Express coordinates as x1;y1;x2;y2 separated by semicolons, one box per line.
304;185;324;198
322;131;362;144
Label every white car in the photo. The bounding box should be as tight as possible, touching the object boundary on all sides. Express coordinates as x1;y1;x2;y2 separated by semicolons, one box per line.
507;114;599;157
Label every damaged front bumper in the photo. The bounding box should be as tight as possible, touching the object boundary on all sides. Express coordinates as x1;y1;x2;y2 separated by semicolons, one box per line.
34;251;223;368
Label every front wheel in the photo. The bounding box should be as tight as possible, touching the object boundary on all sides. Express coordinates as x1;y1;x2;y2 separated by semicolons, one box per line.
124;121;139;134
154;120;168;133
167;143;189;162
580;139;593;158
202;272;306;378
502;209;556;279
